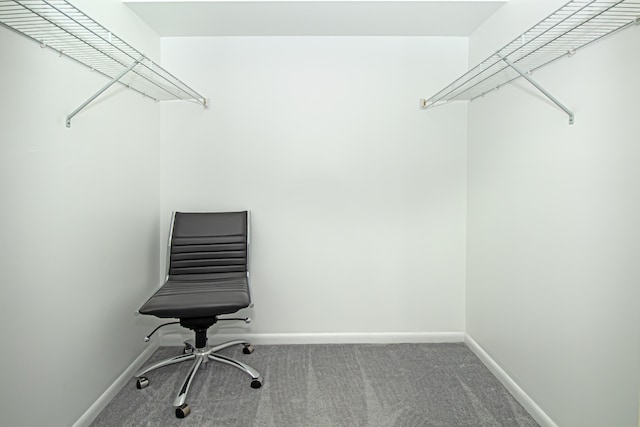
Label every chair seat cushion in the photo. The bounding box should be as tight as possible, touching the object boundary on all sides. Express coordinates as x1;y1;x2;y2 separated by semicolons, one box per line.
139;275;250;318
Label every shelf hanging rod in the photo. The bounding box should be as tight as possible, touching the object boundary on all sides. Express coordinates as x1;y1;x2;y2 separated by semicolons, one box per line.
66;58;142;128
425;0;599;108
497;54;575;125
40;0;191;102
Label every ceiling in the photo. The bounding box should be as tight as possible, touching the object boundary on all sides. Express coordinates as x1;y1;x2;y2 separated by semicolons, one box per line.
124;0;507;37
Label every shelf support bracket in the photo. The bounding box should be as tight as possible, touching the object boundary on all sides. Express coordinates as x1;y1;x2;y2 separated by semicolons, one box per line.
66;59;141;128
498;54;574;125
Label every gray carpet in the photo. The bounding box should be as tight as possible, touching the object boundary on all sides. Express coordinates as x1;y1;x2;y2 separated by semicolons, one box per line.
92;343;538;426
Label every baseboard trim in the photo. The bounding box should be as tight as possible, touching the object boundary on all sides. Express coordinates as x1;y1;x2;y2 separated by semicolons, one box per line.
72;341;160;427
464;334;557;427
160;331;465;346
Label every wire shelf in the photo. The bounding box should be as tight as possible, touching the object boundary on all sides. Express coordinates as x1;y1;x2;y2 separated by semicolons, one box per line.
425;0;640;108
0;0;206;106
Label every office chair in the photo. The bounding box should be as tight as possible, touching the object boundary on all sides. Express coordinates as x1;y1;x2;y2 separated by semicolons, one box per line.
134;211;262;418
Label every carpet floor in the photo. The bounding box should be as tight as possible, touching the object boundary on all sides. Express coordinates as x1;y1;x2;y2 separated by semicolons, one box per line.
91;343;538;426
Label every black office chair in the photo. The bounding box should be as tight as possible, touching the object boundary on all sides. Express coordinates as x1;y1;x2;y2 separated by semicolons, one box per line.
134;211;262;418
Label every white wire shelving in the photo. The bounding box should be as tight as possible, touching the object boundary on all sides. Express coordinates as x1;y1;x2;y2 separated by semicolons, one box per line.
0;0;208;127
422;0;640;124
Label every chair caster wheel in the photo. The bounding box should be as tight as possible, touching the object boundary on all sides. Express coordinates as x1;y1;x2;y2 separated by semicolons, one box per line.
251;379;262;389
136;377;149;389
243;344;254;354
175;403;191;418
183;343;194;354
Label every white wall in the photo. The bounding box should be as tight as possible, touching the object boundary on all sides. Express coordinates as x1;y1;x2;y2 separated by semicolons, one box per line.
466;1;640;426
159;37;468;337
0;1;161;426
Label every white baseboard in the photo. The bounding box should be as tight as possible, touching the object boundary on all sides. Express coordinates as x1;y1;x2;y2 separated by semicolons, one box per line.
464;334;557;427
72;341;160;427
160;331;465;346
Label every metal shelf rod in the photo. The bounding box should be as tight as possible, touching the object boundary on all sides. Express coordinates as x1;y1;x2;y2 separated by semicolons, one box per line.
0;0;208;127
426;0;598;107
66;58;141;128
498;54;575;124
41;1;186;102
422;0;640;121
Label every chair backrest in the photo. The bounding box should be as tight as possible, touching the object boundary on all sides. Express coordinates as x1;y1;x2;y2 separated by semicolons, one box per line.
168;211;248;280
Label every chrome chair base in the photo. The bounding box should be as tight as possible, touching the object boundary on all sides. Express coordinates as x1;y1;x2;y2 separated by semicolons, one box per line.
134;339;263;418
